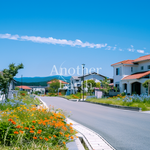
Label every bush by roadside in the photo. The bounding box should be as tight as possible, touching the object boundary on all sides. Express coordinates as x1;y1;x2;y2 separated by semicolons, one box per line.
86;94;150;111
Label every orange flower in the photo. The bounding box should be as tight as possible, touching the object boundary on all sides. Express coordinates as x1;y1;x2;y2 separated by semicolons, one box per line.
30;131;34;133
44;138;48;141
8;118;13;122
33;137;37;140
24;127;29;130
63;141;66;145
53;135;56;138
59;132;63;135
16;125;20;128
12;121;16;125
14;131;19;134
19;130;24;134
70;136;74;139
70;123;73;125
39;137;43;139
49;136;51;139
38;130;42;132
32;121;36;123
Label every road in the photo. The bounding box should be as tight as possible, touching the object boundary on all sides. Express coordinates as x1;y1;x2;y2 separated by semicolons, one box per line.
40;97;150;150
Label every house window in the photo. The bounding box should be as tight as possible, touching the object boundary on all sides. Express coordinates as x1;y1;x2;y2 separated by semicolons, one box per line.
116;68;119;75
148;65;150;70
131;67;133;72
141;66;144;70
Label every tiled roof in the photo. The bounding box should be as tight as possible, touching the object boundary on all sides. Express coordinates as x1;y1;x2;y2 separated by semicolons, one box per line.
17;86;32;90
133;54;150;63
72;76;80;80
47;80;68;84
111;60;134;66
78;72;106;78
122;71;150;80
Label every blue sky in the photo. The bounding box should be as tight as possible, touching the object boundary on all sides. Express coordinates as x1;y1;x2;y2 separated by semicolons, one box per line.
0;0;150;78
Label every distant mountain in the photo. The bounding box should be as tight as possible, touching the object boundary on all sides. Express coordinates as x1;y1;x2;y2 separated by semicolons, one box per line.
14;75;71;86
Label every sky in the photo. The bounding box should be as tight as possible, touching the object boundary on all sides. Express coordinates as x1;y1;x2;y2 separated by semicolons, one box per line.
0;0;150;78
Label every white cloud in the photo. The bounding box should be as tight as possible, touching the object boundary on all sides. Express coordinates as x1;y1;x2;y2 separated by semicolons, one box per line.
105;46;112;50
127;45;134;52
0;33;107;49
0;33;19;40
113;47;116;50
137;50;144;53
143;47;146;49
119;48;123;51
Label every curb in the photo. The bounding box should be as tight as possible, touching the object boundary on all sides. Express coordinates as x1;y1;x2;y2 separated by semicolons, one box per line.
36;96;85;150
82;101;141;111
37;96;115;150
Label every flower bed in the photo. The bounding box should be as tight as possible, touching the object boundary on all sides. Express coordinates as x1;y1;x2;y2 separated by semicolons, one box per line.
0;96;76;149
86;94;150;111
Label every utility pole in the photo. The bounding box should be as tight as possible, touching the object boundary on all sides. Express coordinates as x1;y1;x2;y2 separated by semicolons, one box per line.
21;75;23;90
82;64;85;101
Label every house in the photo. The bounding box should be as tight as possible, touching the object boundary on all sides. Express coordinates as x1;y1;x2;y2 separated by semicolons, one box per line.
68;72;107;94
29;86;46;94
78;72;106;83
69;76;81;94
16;85;32;94
111;54;150;95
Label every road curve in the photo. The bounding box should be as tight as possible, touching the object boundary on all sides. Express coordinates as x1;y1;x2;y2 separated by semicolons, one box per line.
40;97;150;150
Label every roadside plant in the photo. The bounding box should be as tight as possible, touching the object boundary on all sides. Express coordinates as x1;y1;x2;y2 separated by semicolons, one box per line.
0;104;76;148
0;63;24;100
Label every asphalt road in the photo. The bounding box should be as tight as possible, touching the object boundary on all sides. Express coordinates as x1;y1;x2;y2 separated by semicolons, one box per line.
40;97;150;150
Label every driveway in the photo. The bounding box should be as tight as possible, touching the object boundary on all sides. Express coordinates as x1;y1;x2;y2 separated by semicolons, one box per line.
40;97;150;150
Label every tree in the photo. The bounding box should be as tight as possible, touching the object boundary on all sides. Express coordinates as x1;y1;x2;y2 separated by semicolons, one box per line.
142;79;150;88
48;79;64;94
143;79;150;95
15;87;20;90
96;82;101;88
99;77;111;94
83;80;96;95
0;63;24;100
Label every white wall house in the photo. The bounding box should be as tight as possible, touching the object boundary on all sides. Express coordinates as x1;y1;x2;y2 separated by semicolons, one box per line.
111;55;150;95
70;76;81;94
68;72;107;94
29;86;46;94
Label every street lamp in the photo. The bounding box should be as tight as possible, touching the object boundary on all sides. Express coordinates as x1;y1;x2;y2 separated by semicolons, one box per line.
148;82;150;96
82;64;85;101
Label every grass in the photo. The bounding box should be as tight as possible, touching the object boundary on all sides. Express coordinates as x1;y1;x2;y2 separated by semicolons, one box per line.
86;97;150;111
61;93;86;99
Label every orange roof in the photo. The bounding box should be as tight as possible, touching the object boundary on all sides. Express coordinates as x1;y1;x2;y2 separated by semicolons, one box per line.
47;80;68;84
133;54;150;63
122;71;150;80
111;60;134;66
17;86;32;90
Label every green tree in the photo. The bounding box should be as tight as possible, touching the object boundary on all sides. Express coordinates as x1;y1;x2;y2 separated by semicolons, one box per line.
99;77;111;94
83;80;96;95
15;87;20;90
142;79;150;88
0;63;24;100
96;82;101;88
48;79;64;94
